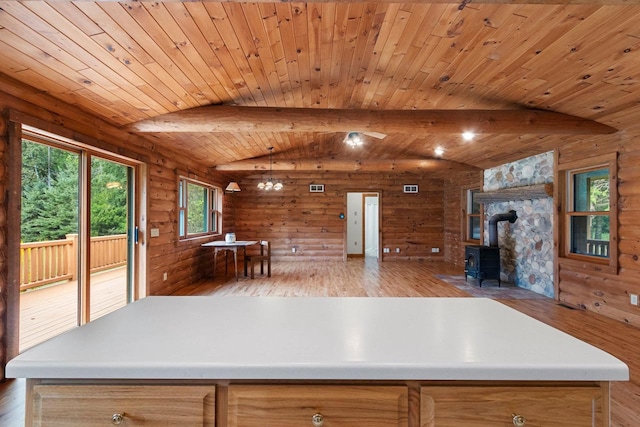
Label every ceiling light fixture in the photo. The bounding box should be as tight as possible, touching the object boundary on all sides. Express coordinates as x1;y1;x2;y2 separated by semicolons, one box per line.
434;146;445;157
462;131;476;141
344;132;364;148
257;147;283;191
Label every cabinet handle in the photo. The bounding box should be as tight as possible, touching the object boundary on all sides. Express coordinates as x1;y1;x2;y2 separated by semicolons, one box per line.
311;413;324;427
112;413;125;425
512;414;526;426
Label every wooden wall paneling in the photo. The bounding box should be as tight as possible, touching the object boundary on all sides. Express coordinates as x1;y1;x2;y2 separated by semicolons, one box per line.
0;112;9;378
442;171;483;267
233;172;449;262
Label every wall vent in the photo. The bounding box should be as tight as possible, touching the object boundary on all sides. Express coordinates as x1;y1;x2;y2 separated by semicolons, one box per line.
310;184;325;193
403;184;418;193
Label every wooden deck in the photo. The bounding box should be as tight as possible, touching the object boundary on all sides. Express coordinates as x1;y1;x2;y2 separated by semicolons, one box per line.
19;267;127;352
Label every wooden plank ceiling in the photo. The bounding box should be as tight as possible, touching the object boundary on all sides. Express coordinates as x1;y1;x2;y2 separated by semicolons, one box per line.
0;1;639;173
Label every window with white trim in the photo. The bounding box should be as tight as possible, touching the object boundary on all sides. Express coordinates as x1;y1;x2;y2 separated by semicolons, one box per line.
178;177;221;239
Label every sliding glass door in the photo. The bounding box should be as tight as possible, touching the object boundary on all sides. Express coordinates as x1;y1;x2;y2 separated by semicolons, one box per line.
19;135;137;351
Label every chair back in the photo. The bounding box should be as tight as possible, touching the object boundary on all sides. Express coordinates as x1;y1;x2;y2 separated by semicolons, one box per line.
260;240;271;256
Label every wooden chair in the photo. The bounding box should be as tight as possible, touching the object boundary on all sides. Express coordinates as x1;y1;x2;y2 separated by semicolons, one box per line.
244;240;271;279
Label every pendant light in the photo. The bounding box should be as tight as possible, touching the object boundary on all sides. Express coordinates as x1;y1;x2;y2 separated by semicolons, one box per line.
258;147;283;191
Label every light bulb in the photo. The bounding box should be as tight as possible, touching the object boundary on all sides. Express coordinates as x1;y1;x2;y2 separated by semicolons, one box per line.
274;182;283;191
257;182;265;189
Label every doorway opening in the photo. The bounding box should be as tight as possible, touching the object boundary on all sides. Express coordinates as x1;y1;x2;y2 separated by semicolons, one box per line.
345;192;380;260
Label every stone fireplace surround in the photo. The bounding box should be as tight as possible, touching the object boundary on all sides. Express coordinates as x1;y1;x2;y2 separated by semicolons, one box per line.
482;152;554;298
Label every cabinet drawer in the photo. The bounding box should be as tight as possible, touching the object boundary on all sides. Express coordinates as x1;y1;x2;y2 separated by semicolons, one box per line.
421;385;603;427
227;385;408;427
31;385;215;426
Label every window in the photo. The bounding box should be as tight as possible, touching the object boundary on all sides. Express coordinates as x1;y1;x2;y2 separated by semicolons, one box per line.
558;153;617;272
464;188;482;242
178;177;221;239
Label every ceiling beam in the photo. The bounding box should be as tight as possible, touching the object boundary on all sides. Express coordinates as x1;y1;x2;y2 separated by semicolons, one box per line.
129;106;616;135
215;158;480;173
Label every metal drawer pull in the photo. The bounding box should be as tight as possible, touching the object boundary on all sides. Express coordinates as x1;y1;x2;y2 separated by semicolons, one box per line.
512;414;526;426
311;413;324;427
111;413;125;425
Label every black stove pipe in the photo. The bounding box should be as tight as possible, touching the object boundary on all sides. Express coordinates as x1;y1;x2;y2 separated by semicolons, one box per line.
488;210;518;248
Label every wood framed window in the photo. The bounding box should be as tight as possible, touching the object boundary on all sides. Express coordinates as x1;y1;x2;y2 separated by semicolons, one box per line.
178;177;221;240
463;187;482;243
557;152;617;273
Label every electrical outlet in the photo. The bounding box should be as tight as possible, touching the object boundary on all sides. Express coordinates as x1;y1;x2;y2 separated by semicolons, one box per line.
431;247;440;253
292;247;296;253
631;294;639;306
383;248;390;253
163;272;168;281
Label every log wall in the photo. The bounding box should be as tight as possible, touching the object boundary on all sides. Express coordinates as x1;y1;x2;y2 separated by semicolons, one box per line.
443;171;483;268
233;173;448;262
0;113;8;380
556;131;640;327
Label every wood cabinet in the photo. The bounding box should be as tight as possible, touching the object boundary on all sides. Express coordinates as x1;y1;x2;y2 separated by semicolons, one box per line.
30;384;215;426
24;381;608;427
421;385;604;427
226;385;408;427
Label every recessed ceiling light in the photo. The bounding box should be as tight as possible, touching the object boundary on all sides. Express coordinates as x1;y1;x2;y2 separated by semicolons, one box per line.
462;131;475;141
434;146;445;157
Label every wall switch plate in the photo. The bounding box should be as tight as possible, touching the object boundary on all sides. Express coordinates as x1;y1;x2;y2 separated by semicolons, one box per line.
395;248;400;253
163;272;168;281
292;247;296;253
431;248;440;253
631;294;639;306
383;248;390;253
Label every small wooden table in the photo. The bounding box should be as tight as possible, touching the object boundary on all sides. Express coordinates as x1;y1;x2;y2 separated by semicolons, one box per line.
202;240;258;281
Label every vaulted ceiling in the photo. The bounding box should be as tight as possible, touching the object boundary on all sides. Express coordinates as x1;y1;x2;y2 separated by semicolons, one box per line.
1;1;639;173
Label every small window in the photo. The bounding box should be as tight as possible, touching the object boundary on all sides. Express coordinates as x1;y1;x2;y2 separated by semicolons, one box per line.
310;184;324;193
464;188;482;242
403;185;418;193
178;177;221;239
558;153;617;272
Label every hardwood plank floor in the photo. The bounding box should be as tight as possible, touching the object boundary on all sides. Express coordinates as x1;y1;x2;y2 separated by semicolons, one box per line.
1;259;638;426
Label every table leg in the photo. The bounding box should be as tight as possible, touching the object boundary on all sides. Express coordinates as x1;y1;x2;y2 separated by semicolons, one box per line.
233;247;238;281
243;247;248;277
213;248;218;279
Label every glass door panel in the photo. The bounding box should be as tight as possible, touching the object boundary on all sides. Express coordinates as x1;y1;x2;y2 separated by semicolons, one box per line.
19;139;80;352
89;157;131;322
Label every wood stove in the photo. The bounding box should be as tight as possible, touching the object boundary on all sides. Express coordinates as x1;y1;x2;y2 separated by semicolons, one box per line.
464;210;518;287
465;245;501;286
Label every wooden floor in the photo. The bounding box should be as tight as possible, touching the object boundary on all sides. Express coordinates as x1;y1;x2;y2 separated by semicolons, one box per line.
2;259;639;426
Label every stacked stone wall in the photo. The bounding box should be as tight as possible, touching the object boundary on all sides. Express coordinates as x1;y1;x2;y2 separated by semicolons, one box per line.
483;152;554;297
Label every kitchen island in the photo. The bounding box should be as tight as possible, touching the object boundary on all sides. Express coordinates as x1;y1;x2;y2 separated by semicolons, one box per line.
6;296;628;426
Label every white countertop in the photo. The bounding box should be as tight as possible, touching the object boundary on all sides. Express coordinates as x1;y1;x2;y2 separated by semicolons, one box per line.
6;296;629;381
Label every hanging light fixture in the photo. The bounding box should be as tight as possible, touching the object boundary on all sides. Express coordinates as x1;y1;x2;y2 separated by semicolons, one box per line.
258;147;283;191
344;131;363;148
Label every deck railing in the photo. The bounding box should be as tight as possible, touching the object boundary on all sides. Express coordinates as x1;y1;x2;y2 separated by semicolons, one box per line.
20;233;127;291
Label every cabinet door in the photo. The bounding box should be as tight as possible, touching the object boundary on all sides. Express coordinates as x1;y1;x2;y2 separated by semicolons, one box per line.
421;385;604;427
227;385;408;427
31;385;215;426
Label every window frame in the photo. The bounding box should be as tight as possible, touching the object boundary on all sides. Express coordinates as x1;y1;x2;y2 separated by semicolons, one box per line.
462;186;483;243
557;152;618;273
178;176;222;240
